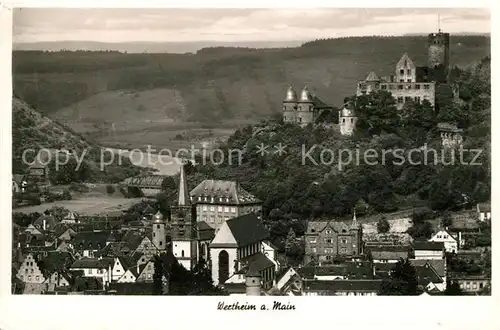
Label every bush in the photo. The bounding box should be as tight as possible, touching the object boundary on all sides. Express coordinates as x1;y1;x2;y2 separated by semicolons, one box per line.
106;185;116;195
377;217;390;233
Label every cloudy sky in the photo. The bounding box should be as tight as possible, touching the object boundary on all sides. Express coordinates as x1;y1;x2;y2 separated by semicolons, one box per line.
13;8;490;43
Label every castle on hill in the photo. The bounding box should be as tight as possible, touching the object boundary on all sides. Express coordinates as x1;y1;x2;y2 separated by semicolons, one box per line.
282;30;459;141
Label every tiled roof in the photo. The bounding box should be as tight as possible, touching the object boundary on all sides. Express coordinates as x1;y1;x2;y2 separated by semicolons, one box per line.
13;174;25;184
365;71;380;82
409;259;446;277
123;175;167;188
415;263;443;287
71;231;110;250
306;220;351;235
366;245;410;260
197;221;215;241
477;203;491;213
226;214;269;247
437;122;463;133
304;279;383;292
240;252;275;274
33;215;58;230
121;231;144;251
311;95;332;109
190;180;261;205
71;257;114;269
412;241;444;251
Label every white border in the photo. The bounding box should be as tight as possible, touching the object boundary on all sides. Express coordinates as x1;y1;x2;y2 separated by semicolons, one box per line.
0;2;498;330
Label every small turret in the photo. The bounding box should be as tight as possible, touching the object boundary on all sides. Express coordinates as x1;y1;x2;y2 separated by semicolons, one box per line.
152;211;164;223
245;268;262;296
299;86;313;102
284;85;297;102
350;209;361;230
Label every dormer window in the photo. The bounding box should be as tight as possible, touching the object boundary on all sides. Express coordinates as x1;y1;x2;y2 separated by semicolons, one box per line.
198;197;201;201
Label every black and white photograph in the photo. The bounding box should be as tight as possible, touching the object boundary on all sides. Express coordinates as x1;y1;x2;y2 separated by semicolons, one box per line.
7;7;491;298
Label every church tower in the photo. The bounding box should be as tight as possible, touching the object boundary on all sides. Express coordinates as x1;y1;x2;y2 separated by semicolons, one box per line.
349;209;362;255
296;86;315;127
169;162;198;270
282;85;298;124
427;16;450;82
152;211;166;252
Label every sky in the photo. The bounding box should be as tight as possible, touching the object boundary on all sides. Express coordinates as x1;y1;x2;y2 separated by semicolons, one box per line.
13;8;490;44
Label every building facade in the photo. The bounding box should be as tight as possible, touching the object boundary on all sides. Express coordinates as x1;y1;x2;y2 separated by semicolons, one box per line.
304;214;362;265
190;180;262;232
438;122;463;148
339;105;358;136
356;53;436;110
428;230;458;253
282;85;333;127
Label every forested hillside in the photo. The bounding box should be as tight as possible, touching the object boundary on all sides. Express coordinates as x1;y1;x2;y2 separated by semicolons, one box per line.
173;57;490;222
13;35;490;127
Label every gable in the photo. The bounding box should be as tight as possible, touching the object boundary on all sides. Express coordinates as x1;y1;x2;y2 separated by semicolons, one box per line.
429;230;457;243
210;222;237;246
396;53;415;69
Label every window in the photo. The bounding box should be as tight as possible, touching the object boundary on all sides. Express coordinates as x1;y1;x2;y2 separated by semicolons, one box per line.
181;250;185;257
36;276;39;281
414;96;421;103
231;207;236;213
26;261;29;266
326;256;332;260
89;269;93;274
424;84;430;90
224;207;230;212
210;206;215;211
407;83;412;88
341;239;347;244
28;275;32;281
219;198;223;202
156;225;160;229
325;239;332;244
405;96;412;103
381;84;387;90
398;85;403;90
25;269;28;274
152;232;155;237
351;118;354;123
218;206;223;212
407;79;412;83
310;238;316;243
147;274;152;279
198;197;201;201
480;283;484;289
400;79;404;83
342;119;346;123
407;69;411;75
326;230;332;234
202;205;208;211
159;241;163;246
400;69;404;75
416;84;421;90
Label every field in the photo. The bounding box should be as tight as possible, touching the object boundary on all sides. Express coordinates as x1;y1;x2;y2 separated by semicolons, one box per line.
14;195;143;216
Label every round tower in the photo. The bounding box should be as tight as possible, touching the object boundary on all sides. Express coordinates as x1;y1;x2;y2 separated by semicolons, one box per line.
428;31;450;81
152;211;166;252
339;105;357;136
283;85;298;124
297;86;314;127
245;269;261;296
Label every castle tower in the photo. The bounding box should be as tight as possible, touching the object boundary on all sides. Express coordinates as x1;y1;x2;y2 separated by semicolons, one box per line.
282;85;298;124
152;211;167;252
339;104;357;136
297;86;315;127
245;269;262;296
428;23;450;82
349;209;362;255
169;162;198;270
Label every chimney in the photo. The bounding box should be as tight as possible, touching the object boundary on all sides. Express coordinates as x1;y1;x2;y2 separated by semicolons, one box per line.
43;219;46;231
136;263;140;275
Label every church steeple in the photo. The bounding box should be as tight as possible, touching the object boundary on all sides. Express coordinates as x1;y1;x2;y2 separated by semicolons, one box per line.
350;209;360;229
178;161;190;206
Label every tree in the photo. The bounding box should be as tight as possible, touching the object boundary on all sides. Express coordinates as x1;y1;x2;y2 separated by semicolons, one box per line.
284;228;297;255
379;258;420;295
377;217;390;233
407;221;434;240
441;211;453;228
106;185;115;195
445;279;464;296
152;255;164;295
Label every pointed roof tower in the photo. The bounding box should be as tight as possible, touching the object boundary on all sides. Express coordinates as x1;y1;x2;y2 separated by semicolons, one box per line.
350;209;360;230
365;71;380;82
299;86;313;102
284;85;297;102
177;161;190;206
153;211;164;223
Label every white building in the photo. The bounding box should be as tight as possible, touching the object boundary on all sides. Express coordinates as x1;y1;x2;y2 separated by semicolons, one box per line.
428;230;458;253
477;203;491;222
